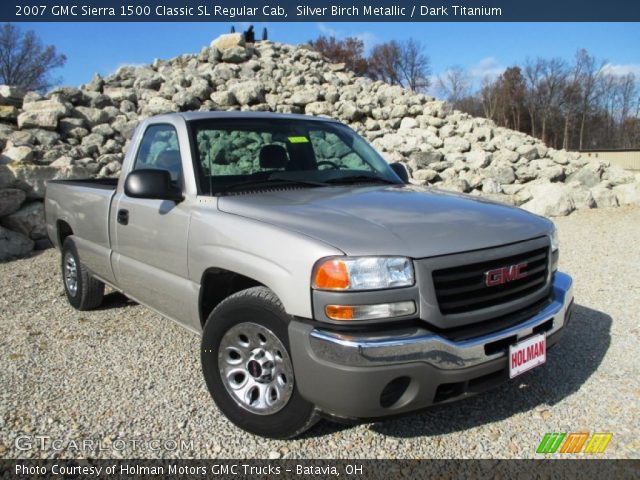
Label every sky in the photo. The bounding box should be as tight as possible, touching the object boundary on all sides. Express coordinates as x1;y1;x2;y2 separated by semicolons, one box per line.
20;22;640;92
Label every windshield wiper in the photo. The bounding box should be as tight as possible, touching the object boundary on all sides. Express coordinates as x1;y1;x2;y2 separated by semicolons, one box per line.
219;177;328;194
324;174;397;185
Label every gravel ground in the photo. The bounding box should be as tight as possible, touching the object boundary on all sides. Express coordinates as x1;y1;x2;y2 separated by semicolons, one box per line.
1;206;638;459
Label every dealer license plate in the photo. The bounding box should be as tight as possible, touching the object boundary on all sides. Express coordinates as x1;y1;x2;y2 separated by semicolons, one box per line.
509;333;546;379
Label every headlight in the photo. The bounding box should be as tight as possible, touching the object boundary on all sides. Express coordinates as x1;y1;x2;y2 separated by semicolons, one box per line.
312;256;414;291
549;226;559;252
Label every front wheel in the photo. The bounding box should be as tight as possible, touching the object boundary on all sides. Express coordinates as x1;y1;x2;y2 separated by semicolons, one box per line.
201;287;318;439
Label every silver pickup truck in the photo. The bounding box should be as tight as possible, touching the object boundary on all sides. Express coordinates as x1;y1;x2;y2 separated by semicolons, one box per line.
45;112;573;438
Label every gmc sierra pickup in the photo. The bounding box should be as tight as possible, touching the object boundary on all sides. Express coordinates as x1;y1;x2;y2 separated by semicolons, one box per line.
45;112;573;438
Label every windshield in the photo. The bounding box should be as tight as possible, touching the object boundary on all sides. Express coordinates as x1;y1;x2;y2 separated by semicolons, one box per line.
188;118;402;195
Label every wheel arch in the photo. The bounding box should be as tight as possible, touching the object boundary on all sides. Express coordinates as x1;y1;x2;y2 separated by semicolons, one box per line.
198;267;268;327
57;220;74;248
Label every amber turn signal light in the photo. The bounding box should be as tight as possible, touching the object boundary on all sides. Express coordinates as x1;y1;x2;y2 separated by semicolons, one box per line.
312;259;350;290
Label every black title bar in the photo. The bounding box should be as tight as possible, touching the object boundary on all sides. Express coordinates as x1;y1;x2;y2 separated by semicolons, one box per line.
3;0;640;22
3;459;639;479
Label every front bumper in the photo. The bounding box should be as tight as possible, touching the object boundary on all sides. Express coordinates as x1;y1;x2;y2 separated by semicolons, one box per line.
289;272;573;419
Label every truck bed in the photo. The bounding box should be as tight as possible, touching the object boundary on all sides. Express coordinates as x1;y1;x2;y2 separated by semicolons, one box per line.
45;178;118;284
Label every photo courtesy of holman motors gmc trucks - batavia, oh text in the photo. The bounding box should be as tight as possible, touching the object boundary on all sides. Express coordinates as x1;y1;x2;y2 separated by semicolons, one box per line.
45;111;573;438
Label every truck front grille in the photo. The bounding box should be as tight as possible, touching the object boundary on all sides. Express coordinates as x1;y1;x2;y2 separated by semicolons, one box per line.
432;247;550;315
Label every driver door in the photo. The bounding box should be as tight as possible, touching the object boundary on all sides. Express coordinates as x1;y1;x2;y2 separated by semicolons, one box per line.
111;123;192;321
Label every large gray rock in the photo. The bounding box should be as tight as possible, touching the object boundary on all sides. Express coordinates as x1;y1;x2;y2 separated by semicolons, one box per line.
482;178;502;194
141;97;178;116
0;225;33;261
103;87;137;103
0;201;46;239
0;85;26;107
443;136;471;153
412;169;438;182
210;90;237;107
17;110;58;130
566;166;601;188
0;164;14;189
222;47;250;63
8;164;91;198
229;81;265;105
305;101;332;116
172;90;201;110
73;106;109;127
487;165;516;185
210;33;245;50
492;149;520;164
516;144;539;160
521;183;575;217
568;185;595;210
1;146;33;164
7;130;35;147
590;185;618;208
466;150;491;169
537;165;565;182
290;90;320;106
0;188;26;216
613;183;640;206
601;165;635;186
407;151;443;170
0;105;17;122
17;98;70;130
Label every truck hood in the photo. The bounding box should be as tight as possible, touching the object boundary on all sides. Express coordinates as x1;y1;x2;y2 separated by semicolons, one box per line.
217;185;552;258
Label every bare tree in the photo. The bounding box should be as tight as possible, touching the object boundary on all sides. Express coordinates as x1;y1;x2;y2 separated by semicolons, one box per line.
524;58;544;138
536;58;568;144
368;41;401;85
0;23;66;92
574;49;605;150
308;36;369;76
617;73;638;147
436;66;471;104
499;67;527;131
395;39;431;92
368;39;431;92
480;76;499;120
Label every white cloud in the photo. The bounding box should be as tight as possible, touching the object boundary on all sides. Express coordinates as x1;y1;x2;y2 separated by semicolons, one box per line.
315;23;378;52
469;56;505;80
353;32;378;51
602;63;640;77
317;23;339;37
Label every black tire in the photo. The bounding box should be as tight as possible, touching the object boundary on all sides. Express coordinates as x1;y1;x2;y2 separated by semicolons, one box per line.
201;286;318;439
61;237;105;311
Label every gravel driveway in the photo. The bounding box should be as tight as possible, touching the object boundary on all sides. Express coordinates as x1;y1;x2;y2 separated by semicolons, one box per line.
1;207;638;459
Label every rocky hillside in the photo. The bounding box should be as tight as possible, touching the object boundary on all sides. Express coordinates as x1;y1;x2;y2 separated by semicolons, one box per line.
1;33;639;260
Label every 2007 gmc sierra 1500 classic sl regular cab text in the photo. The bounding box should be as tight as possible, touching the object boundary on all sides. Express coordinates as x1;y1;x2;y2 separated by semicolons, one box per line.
45;112;574;438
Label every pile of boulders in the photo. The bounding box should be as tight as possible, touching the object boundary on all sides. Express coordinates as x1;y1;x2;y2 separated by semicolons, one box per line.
1;33;639;260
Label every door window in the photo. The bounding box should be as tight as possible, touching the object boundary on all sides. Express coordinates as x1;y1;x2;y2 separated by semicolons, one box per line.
134;125;182;184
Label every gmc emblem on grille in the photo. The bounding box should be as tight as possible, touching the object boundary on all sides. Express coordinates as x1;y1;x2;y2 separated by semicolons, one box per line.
485;262;529;287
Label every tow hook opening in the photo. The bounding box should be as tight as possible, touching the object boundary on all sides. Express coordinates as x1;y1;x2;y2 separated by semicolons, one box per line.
379;376;412;408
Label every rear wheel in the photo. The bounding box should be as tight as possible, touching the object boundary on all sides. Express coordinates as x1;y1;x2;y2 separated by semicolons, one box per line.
61;238;105;310
201;286;318;438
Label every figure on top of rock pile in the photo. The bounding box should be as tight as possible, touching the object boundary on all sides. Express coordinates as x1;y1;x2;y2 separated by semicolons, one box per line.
243;25;255;44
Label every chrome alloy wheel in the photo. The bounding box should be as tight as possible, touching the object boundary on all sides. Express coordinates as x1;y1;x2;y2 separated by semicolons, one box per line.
218;322;294;415
63;252;78;297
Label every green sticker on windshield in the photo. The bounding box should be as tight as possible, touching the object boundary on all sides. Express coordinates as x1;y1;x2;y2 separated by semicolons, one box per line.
288;136;309;144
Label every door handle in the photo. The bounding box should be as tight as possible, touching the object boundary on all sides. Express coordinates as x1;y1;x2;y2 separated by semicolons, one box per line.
117;209;129;225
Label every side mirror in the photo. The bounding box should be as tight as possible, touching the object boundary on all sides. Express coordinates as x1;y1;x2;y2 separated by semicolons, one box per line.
389;162;409;183
124;169;183;202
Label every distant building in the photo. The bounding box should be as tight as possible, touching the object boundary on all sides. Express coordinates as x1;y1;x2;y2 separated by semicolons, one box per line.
579;149;640;171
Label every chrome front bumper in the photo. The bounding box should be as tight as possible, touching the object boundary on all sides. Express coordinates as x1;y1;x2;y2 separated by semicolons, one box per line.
308;272;574;370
